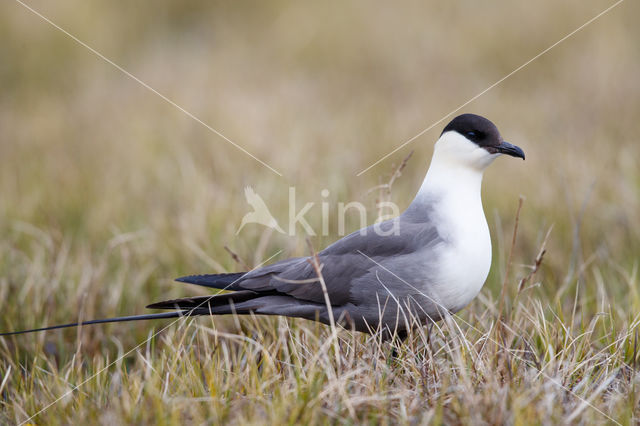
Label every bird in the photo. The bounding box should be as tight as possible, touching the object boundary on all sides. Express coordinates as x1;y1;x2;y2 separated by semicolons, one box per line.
0;113;524;339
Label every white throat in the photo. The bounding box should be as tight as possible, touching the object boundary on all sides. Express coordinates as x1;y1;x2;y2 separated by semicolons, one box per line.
417;131;498;199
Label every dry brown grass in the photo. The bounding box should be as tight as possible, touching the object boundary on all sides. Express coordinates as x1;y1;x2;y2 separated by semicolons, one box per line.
1;0;639;424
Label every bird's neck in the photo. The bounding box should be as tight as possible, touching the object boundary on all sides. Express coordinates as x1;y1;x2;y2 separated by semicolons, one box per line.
414;160;485;208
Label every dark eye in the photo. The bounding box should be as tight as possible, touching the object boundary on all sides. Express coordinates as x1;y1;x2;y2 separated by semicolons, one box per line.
466;131;477;138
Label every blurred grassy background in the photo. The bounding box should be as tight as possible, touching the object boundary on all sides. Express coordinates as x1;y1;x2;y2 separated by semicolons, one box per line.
1;0;639;423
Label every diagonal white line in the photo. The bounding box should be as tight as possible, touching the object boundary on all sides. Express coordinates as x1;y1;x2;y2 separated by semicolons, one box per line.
18;249;283;426
356;250;621;425
13;0;283;177
356;0;626;176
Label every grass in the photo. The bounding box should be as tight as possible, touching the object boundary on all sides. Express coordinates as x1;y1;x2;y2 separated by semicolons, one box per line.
1;0;640;424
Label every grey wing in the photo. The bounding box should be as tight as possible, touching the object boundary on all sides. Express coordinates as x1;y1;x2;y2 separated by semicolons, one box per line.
236;216;443;306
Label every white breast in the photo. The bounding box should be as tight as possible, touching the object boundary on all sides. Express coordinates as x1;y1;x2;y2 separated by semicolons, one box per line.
432;194;492;313
413;131;498;313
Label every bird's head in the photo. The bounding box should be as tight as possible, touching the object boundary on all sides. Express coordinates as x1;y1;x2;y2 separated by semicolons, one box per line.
433;113;525;171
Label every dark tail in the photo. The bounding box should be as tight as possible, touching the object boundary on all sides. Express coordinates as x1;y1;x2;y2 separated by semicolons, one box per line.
0;312;190;336
146;290;268;310
1;273;256;337
175;272;247;290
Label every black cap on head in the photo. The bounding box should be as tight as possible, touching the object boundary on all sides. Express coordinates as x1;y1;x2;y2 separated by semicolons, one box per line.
441;114;501;148
441;113;525;160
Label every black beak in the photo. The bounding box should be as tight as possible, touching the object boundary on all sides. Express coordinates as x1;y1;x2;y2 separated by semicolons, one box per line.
496;141;525;160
